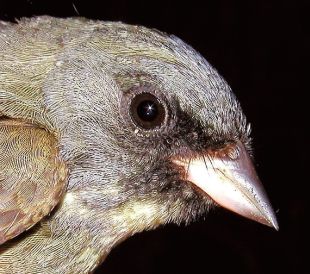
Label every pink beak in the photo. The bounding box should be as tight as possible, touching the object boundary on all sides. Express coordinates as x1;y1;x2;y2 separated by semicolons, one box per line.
173;141;278;230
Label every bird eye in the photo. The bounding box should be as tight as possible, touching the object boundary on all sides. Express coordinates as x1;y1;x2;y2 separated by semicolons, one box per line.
130;93;166;129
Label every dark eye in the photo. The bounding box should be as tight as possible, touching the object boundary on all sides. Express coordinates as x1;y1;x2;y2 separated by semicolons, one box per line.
130;93;166;129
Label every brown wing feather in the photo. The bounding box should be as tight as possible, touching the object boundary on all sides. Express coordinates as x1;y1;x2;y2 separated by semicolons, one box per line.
0;119;68;245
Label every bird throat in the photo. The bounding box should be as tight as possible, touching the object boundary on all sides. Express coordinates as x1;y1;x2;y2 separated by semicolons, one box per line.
0;191;167;274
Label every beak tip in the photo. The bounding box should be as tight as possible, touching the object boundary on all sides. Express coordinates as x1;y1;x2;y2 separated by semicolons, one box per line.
273;224;279;231
269;215;279;231
260;209;279;231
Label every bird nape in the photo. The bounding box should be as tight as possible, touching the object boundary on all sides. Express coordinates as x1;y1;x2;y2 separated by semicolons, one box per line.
0;17;278;274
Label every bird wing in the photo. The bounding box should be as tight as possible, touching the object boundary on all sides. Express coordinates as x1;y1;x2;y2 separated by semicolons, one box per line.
0;118;68;245
0;18;69;245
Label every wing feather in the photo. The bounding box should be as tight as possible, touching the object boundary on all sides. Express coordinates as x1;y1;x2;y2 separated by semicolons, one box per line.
0;119;68;245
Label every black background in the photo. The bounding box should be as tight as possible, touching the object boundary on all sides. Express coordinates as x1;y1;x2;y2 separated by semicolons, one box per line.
0;1;308;274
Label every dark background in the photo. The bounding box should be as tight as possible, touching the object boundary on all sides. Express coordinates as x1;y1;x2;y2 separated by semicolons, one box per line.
0;1;307;273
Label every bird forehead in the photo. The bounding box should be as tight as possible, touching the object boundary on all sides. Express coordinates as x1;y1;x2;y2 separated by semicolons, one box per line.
44;22;248;142
93;29;239;110
105;41;247;141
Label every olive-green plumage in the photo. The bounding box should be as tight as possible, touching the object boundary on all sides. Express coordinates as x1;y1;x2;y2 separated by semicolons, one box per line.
0;16;276;274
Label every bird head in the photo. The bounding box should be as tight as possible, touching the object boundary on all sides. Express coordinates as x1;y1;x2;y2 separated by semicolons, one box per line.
41;21;278;234
0;18;279;273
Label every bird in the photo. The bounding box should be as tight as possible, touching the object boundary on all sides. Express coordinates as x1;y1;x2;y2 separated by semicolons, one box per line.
0;16;278;274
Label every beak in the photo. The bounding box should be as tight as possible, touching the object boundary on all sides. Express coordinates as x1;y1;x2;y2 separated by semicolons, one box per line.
173;141;278;230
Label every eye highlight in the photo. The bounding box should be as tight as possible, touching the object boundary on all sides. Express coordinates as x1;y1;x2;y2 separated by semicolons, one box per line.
130;93;165;130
